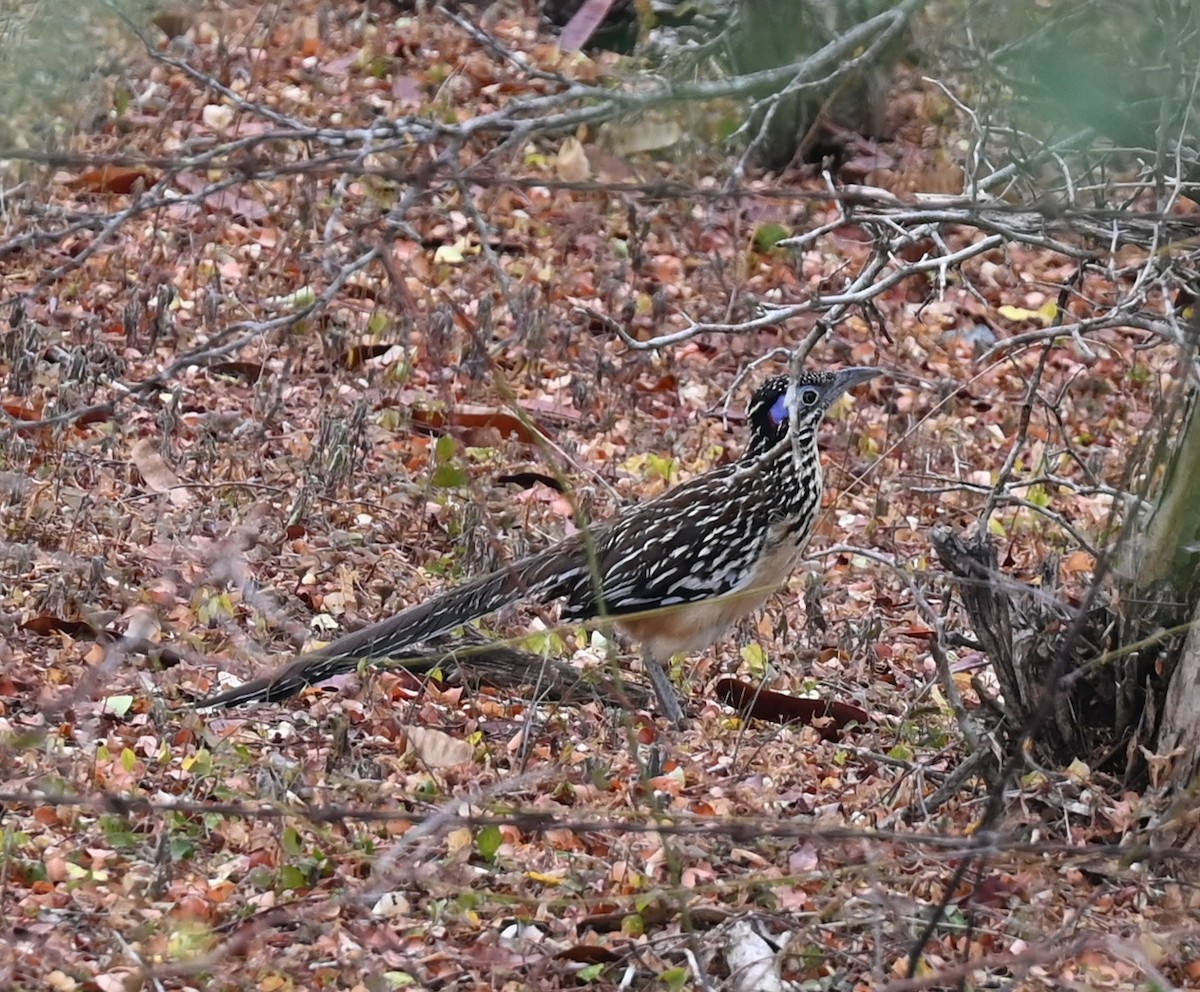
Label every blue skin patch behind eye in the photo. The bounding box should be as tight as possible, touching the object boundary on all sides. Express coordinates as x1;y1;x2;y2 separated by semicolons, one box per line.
769;393;790;425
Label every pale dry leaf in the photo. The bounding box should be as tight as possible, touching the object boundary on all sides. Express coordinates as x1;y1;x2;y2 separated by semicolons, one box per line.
556;136;590;183
202;103;235;131
93;972;135;992
601;118;683;156
406;725;473;767
131;439;192;507
725;920;785;992
371;891;412;918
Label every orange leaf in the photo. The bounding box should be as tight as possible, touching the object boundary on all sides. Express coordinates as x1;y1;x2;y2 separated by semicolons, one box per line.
66;167;156;194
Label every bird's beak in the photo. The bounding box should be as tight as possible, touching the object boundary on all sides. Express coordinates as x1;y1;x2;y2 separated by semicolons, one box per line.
828;366;881;402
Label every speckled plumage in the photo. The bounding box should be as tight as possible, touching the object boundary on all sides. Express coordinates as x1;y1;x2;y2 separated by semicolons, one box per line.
198;368;878;722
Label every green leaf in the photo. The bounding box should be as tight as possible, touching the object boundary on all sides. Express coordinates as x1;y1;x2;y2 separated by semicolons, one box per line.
645;453;675;483
121;748;138;773
433;239;470;264
367;310;392;336
434;433;458;463
282;826;303;857
431;463;469;489
265;285;317;310
997;301;1057;326
101;816;137;850
578;963;605;982
198;590;234;625
661;966;689;991
739;643;768;678
1026;484;1051;508
278;864;307;891
521;629;567;657
754;222;790;252
113;85;132;117
170;837;196;861
102;695;134;718
182;749;212;775
476;824;502;863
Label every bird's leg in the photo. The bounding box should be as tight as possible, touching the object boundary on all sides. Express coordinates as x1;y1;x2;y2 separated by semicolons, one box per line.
643;650;686;726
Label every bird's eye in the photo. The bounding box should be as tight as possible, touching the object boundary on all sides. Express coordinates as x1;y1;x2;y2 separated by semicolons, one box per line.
800;387;820;406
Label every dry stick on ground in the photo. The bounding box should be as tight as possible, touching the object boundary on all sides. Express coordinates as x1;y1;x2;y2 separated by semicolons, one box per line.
386;629;655;711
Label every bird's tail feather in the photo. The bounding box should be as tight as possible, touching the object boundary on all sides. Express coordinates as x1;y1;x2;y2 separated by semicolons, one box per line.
195;543;583;709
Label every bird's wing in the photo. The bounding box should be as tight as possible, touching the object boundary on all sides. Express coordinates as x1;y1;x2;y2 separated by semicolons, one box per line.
561;470;774;619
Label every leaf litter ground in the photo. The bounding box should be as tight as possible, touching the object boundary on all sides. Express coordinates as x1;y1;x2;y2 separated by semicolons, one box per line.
0;0;1196;989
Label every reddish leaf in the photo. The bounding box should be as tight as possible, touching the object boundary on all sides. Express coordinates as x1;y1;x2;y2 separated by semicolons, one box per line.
411;405;539;444
152;9;190;38
75;407;115;428
558;0;619;52
21;616;97;639
555;945;621;964
714;678;868;739
2;400;42;421
66;166;156;194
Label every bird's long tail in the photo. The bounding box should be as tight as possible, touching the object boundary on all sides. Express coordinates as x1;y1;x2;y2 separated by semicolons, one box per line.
195;543;584;709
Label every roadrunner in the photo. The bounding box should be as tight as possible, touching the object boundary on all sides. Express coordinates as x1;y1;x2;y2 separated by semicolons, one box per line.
198;367;878;723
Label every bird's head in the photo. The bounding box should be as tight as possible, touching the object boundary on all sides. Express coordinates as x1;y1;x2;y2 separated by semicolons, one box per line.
747;367;879;455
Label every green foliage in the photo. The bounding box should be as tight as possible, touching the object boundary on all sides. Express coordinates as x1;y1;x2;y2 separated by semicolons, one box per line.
521;628;568;657
278;864;308;891
740;642;768;678
183;748;213;777
753;222;790;253
169;835;197;862
197;590;236;626
282;826;304;857
100;694;134;718
432;434;469;488
660;967;689;991
475;824;502;863
99;815;138;851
